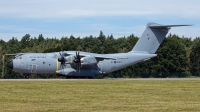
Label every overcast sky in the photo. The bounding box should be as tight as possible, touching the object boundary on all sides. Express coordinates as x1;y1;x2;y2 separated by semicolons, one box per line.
0;0;199;41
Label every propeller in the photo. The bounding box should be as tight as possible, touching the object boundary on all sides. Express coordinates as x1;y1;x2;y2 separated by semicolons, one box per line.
73;51;81;72
58;52;67;70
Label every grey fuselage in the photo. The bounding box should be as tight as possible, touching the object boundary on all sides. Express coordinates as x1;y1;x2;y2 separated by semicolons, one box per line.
8;51;156;77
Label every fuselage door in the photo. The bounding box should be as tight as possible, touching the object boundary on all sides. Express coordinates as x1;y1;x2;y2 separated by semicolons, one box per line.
98;63;103;73
31;64;37;73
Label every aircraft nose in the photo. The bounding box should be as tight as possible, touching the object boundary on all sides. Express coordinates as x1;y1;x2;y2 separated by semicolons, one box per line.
7;60;13;70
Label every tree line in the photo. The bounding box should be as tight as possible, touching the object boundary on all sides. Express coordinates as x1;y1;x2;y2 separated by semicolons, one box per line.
0;31;200;78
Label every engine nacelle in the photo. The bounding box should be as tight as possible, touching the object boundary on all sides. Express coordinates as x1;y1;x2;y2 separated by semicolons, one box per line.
81;56;97;65
65;55;75;64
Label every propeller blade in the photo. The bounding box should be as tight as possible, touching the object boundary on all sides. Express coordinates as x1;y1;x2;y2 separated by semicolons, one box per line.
73;51;82;72
58;51;67;71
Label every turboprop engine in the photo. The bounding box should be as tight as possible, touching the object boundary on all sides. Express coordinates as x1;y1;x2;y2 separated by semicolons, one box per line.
81;56;97;66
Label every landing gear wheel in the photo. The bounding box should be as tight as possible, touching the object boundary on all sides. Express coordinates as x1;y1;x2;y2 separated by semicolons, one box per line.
88;76;94;79
24;74;30;79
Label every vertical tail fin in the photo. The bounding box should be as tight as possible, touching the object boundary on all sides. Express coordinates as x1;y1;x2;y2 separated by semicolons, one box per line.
132;22;191;54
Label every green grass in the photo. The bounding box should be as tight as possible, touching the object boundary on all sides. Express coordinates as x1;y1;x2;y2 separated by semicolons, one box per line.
0;79;200;112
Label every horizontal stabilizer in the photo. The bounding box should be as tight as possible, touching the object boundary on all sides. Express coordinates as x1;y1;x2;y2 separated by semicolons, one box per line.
149;24;192;28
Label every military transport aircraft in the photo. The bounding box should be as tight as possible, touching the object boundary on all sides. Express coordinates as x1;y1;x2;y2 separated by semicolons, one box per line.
7;22;191;78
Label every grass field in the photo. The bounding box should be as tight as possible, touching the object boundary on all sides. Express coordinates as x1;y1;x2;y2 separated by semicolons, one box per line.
0;79;200;112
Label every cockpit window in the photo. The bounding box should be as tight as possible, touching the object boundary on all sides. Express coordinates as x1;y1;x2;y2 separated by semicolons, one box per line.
14;54;23;59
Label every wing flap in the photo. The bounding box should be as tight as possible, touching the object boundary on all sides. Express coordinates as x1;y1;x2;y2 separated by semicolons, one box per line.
95;56;116;60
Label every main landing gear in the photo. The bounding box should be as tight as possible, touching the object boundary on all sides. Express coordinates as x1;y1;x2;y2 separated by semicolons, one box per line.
24;74;31;79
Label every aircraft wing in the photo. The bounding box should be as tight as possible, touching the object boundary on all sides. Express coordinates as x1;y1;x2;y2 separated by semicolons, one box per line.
5;53;35;56
5;53;28;56
6;53;20;56
94;55;116;60
66;52;116;60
